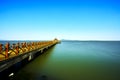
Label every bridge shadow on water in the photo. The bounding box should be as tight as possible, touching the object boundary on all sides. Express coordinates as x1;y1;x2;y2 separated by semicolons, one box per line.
0;45;56;80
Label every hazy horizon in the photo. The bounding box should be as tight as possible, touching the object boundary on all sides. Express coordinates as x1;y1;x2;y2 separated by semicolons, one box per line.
0;39;120;41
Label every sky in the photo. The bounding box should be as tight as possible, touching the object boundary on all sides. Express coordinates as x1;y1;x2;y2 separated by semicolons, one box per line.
0;0;120;40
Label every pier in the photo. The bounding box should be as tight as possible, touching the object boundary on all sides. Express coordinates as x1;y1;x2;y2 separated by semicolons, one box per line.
0;39;59;74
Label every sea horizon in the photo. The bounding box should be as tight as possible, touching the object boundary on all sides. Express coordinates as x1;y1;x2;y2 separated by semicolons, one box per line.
0;39;120;41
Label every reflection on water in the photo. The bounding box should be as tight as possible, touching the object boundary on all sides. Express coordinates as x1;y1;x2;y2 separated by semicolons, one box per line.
11;41;120;80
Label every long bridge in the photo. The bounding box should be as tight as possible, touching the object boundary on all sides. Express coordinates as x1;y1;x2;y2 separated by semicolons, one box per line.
0;39;59;77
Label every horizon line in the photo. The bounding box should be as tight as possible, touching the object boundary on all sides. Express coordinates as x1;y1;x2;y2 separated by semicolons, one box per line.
0;39;120;41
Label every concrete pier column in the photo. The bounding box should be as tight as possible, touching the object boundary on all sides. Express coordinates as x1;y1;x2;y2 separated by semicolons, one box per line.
28;53;34;61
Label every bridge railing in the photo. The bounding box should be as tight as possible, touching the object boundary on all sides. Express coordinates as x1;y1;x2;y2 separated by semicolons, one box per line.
0;40;59;61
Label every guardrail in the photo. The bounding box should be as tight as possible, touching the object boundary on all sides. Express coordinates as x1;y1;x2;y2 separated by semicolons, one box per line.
0;39;59;61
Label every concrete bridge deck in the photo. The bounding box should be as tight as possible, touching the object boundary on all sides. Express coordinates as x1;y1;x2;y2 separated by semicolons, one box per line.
0;39;60;73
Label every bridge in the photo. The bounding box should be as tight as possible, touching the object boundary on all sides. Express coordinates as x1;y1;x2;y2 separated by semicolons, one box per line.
0;39;60;74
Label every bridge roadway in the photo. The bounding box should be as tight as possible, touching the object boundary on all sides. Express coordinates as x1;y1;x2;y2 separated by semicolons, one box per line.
0;39;59;73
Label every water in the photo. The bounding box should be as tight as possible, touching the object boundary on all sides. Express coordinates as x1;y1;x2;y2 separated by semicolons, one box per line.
2;41;120;80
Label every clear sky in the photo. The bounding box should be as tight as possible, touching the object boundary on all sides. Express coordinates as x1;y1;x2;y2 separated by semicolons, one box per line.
0;0;120;40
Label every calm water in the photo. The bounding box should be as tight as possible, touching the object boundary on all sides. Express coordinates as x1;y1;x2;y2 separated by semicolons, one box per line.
8;41;120;80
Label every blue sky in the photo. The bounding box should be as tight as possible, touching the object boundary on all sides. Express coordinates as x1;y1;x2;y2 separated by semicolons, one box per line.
0;0;120;40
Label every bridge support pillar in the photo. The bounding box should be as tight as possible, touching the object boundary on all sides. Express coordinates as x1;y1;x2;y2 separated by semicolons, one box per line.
28;53;34;61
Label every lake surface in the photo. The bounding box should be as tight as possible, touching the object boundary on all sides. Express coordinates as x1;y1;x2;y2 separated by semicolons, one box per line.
7;41;120;80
